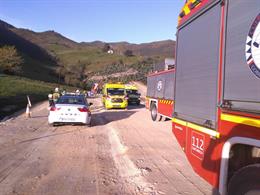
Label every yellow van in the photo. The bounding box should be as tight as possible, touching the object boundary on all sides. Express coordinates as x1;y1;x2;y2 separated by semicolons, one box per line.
102;83;128;109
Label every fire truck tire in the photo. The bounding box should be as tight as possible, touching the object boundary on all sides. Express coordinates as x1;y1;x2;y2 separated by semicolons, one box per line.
151;104;162;122
227;164;260;195
161;116;168;122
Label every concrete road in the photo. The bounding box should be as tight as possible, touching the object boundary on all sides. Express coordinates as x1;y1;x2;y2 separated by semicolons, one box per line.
0;97;212;195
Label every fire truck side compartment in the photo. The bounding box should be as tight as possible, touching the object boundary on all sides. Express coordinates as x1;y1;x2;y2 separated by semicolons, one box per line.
147;71;175;100
174;3;221;128
224;0;260;112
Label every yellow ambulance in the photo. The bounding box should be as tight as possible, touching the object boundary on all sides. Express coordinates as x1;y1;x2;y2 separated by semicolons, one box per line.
102;83;128;109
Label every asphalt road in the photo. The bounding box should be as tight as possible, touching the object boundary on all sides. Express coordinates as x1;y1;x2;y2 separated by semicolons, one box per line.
0;97;212;195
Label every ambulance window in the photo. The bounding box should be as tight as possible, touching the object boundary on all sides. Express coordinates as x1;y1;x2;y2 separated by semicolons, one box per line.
107;88;125;95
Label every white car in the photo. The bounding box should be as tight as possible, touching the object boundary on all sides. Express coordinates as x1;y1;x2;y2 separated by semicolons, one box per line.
48;94;92;126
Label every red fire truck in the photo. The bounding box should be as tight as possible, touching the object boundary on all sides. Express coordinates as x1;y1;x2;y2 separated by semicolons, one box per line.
146;68;175;121
146;0;260;194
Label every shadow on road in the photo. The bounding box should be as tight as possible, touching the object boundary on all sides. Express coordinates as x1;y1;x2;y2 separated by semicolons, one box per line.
16;129;80;145
92;110;136;127
127;104;145;110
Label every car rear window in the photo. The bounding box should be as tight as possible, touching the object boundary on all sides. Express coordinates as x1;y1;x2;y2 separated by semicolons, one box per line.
57;96;86;105
126;89;139;95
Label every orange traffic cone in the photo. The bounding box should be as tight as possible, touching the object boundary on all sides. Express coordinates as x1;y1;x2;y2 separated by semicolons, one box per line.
26;104;31;118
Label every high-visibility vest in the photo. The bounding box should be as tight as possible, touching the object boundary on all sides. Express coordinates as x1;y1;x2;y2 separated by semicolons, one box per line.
53;92;60;101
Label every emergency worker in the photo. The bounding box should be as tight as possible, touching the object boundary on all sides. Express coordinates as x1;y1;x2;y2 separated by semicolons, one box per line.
48;93;54;106
75;89;80;95
82;90;87;98
52;87;60;103
61;89;66;96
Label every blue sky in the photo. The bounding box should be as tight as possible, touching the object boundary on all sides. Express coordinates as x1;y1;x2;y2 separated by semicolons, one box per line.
0;0;184;43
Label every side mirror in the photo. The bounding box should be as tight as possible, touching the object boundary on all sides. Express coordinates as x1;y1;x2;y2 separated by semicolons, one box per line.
89;102;93;106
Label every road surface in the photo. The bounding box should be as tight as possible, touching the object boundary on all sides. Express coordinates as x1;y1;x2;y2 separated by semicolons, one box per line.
0;97;212;195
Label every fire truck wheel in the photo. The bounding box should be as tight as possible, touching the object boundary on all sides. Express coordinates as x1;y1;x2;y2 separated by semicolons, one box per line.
161;116;167;122
151;104;162;122
227;164;260;195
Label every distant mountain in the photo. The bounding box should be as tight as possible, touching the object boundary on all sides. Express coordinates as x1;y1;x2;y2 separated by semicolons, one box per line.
80;41;105;48
81;40;175;58
112;40;175;57
0;20;55;62
0;20;14;29
1;19;175;59
11;28;79;51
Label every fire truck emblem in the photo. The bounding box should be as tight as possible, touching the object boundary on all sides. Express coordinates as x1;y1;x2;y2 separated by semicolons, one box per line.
157;80;163;91
245;13;260;78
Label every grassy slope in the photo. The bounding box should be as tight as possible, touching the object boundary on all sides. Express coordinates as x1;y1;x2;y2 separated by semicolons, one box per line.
21;54;58;82
0;74;75;119
51;46;144;72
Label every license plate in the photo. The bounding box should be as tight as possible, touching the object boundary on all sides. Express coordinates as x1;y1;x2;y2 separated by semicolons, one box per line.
59;117;76;122
113;104;121;107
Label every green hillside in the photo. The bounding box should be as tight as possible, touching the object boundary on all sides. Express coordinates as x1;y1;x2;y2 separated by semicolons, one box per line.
54;47;143;72
0;74;75;119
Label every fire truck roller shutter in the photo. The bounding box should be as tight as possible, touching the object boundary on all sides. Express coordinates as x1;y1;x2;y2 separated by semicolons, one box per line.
164;71;175;100
224;0;260;111
147;76;157;98
174;2;221;128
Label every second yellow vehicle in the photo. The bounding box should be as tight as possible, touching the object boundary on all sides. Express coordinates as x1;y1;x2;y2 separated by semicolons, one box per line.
102;83;128;109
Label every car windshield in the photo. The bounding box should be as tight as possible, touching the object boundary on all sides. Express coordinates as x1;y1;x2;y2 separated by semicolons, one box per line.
56;96;86;105
107;88;125;96
126;89;139;95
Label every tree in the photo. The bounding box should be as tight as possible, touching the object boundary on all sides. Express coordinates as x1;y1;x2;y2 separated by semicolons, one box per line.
0;46;23;74
102;43;111;52
124;49;134;57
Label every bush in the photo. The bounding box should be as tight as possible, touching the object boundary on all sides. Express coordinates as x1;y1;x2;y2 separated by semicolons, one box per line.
124;50;134;57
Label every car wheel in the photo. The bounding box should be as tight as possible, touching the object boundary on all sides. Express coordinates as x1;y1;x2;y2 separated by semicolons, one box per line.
87;123;91;127
228;164;260;195
151;103;162;122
